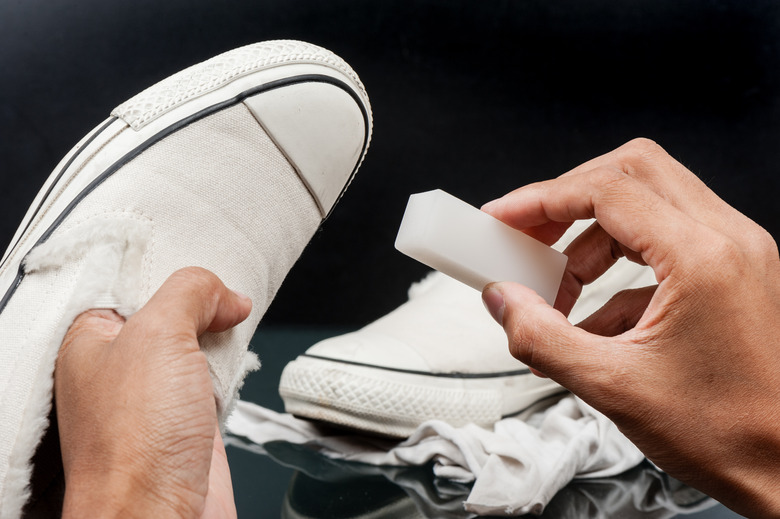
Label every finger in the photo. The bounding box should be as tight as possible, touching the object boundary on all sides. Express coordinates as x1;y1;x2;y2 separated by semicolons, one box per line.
553;139;667;181
609;140;741;226
560;139;731;219
56;309;126;387
132;267;253;343
483;282;615;390
516;220;574;247
555;222;646;315
55;309;128;464
59;309;126;355
481;167;704;281
554;221;621;316
484;139;753;249
479;146;633;246
481;197;573;247
576;286;657;337
558;139;752;245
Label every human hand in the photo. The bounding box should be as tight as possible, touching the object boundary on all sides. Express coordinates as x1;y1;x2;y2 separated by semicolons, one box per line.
55;267;252;519
481;139;780;518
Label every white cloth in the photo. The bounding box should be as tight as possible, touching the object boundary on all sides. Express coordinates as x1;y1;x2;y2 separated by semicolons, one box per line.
227;394;645;516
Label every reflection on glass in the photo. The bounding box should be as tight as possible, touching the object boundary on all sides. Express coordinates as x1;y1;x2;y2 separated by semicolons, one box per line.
227;437;718;518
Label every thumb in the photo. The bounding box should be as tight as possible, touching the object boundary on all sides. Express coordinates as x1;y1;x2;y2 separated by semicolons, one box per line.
132;266;253;343
483;281;614;389
55;309;127;437
57;309;126;384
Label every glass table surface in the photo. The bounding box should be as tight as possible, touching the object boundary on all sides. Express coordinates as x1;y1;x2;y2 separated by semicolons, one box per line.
228;327;746;519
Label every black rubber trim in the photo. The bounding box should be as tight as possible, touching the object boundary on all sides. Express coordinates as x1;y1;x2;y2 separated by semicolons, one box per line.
0;74;370;314
301;353;532;378
0;117;118;273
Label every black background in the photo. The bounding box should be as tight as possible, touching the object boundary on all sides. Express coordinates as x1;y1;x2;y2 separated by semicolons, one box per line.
1;0;778;326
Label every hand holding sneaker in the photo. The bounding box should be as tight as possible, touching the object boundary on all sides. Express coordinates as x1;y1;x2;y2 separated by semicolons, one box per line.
56;267;250;519
0;40;371;517
481;138;780;518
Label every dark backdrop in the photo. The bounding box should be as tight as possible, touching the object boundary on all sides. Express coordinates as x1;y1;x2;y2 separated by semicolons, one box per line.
1;0;778;326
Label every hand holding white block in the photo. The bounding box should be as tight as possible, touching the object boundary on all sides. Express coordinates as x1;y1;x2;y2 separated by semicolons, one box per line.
395;190;568;305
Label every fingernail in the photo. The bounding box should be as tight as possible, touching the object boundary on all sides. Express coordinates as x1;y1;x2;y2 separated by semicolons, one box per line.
482;286;505;326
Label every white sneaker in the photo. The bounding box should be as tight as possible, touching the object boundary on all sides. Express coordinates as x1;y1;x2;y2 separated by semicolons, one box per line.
279;221;656;439
279;271;564;438
0;40;371;518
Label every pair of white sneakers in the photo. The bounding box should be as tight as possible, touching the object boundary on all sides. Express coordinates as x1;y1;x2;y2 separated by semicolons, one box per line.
0;39;655;517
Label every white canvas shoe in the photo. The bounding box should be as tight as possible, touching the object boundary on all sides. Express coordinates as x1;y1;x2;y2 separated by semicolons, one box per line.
0;40;371;518
279;221;656;438
280;271;563;438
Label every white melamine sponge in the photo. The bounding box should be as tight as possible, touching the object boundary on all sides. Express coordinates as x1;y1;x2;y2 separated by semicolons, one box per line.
395;189;568;305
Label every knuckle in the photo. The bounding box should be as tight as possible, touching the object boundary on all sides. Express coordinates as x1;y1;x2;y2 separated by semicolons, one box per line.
168;267;222;298
61;310;124;350
138;267;225;337
750;225;779;259
729;223;779;279
691;231;747;288
506;308;547;369
616;138;670;180
710;233;744;264
590;167;642;208
506;314;534;364
593;166;629;191
623;137;664;157
169;266;217;286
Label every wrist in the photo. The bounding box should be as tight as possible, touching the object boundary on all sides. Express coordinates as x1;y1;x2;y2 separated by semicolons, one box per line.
704;402;780;518
727;457;780;518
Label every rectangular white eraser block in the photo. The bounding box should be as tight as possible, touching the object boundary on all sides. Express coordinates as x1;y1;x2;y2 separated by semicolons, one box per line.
395;189;568;305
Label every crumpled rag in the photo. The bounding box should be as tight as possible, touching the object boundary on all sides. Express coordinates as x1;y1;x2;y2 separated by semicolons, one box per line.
226;394;645;516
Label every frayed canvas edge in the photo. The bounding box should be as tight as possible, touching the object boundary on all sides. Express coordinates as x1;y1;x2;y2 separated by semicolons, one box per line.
0;341;59;519
217;350;261;431
1;216;152;519
24;214;152;316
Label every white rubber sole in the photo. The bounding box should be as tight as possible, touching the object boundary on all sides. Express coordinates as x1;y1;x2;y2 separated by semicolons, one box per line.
279;354;567;438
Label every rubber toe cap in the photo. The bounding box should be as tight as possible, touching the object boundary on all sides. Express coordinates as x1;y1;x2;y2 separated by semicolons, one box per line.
243;80;369;217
